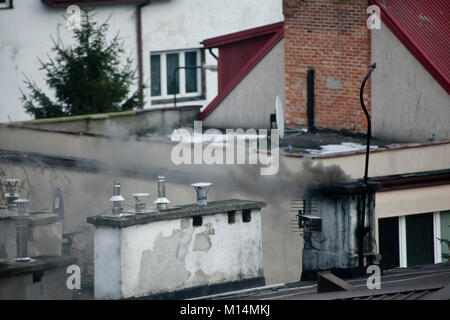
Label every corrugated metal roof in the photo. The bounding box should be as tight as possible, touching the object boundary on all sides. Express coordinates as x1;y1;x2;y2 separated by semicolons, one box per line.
346;288;441;300
372;0;450;94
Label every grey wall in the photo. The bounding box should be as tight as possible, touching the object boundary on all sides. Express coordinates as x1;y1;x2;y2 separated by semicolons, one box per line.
371;22;450;143
9;106;201;136
204;40;285;129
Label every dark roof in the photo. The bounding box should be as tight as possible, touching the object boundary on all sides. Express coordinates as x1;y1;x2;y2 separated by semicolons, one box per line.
196;262;450;300
372;0;450;94
200;22;284;121
41;0;148;7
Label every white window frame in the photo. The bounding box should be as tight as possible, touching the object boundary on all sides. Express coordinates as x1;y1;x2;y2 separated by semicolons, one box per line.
0;0;13;9
397;212;443;268
433;212;442;264
150;48;202;101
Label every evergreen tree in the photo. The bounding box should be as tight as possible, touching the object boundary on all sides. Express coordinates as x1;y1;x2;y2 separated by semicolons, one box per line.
21;7;142;119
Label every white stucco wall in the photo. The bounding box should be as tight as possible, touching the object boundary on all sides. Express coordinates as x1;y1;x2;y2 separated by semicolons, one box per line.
0;0;283;123
93;209;263;299
371;22;450;142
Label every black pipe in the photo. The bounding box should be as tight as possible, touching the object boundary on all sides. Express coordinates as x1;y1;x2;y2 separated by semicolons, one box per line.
208;48;218;60
173;65;203;107
306;69;315;132
136;0;152;108
358;62;376;269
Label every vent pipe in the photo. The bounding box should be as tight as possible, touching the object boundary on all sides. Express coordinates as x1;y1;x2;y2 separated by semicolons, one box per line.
131;193;150;214
191;182;212;206
5;179;21;210
154;176;170;210
13;199;31;261
110;181;125;215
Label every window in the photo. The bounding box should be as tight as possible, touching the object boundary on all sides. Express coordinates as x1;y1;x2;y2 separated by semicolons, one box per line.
0;0;13;9
378;217;400;270
150;49;204;104
378;212;447;270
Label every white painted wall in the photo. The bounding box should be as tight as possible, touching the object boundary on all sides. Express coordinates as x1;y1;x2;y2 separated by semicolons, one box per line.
93;209;263;299
0;0;283;123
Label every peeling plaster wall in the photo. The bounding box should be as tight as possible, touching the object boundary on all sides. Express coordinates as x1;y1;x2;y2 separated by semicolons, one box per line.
94;209;263;299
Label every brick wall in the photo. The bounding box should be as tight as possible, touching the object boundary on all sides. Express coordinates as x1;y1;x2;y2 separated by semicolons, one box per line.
284;0;371;133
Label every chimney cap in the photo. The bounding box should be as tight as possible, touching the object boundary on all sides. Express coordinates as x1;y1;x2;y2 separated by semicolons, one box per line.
191;182;212;188
110;195;125;202
131;193;150;197
154;197;170;204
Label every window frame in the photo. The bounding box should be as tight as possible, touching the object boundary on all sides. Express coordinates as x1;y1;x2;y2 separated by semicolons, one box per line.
150;48;204;105
0;0;13;10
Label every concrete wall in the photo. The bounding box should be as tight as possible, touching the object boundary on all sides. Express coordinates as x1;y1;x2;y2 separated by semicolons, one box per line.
12;106;200;136
204;40;285;129
1;126;450;286
93;209;263;299
0;257;76;300
0;0;283;122
371;22;450;142
375;185;450;219
0;213;62;260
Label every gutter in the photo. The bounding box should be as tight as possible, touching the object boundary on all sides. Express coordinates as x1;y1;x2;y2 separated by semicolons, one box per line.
136;0;152;107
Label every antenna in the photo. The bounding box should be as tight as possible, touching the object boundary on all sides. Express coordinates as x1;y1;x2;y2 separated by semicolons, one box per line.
275;96;285;139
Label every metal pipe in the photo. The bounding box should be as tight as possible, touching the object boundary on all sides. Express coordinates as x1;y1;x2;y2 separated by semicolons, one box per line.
155;176;170;209
14;199;30;259
136;0;152;108
110;181;124;215
191;182;212;206
173;64;217;107
358;63;376;269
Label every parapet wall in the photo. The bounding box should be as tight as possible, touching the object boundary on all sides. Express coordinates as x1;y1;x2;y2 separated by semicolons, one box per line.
8;106;201;136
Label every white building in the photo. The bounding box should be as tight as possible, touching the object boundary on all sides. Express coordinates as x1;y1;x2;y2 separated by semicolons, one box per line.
0;0;283;122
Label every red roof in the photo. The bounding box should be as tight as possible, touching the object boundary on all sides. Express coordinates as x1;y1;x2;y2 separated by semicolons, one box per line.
42;0;147;7
372;0;450;94
200;22;284;120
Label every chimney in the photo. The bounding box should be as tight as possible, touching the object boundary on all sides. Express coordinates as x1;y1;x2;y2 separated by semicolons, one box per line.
154;176;170;210
299;181;381;280
87;192;267;299
191;182;212;206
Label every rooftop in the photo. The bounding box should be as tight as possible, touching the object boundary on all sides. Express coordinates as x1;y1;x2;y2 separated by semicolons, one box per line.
194;261;450;300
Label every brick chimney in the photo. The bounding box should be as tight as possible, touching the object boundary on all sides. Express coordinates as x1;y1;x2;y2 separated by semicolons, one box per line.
283;0;371;133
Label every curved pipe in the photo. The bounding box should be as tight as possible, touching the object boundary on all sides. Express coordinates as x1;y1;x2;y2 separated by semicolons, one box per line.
358;62;376;269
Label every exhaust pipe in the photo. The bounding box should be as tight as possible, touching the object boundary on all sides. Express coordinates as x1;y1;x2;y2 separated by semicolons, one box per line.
110;181;125;215
13;199;31;261
154;176;170;210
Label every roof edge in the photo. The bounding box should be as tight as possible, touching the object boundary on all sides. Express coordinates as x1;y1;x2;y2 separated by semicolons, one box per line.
373;0;450;94
202;21;284;48
41;0;148;8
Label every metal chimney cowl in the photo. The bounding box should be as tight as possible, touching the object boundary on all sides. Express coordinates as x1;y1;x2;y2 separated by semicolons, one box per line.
191;182;212;206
